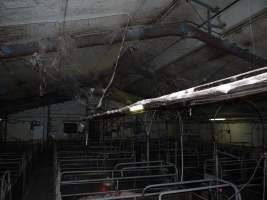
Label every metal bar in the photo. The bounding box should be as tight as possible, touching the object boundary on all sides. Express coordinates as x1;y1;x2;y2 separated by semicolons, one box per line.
147;131;150;162
113;161;164;170
143;179;213;195
191;0;218;12
46;105;50;143
61;164;176;176
3;116;7;147
0;120;2;145
59;157;132;163
60;173;177;185
263;155;267;200
76;180;241;200
61;189;158;199
186;24;267;66
158;184;236;200
0;171;11;200
120;164;176;177
217;150;241;160
120;164;175;171
219;179;242;200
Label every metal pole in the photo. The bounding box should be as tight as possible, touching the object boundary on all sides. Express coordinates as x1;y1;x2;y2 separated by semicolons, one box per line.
158;130;161;160
263;154;267;200
178;112;184;182
214;142;219;200
4;115;8;146
174;139;178;168
191;0;218;12
0;118;2;144
158;184;238;200
207;9;212;35
86;104;89;147
47;105;51;142
147;130;150;162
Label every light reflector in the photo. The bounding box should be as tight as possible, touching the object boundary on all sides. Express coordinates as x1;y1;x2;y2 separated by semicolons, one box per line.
129;104;144;112
209;118;226;121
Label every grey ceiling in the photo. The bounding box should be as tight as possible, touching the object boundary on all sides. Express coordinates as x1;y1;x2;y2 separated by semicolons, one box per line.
0;0;267;113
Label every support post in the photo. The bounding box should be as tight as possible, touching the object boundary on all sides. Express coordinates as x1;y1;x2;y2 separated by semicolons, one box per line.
0;118;2;144
4;115;8;146
146;130;150;162
264;153;267;200
46;105;51;142
85;103;89;146
177;112;184;182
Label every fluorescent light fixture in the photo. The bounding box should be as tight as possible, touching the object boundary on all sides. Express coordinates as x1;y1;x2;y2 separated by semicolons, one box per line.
129;104;144;112
209;118;226;121
88;66;267;119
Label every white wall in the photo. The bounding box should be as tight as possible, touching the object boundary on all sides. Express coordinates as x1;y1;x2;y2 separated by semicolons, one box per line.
6;100;87;142
182;121;265;147
5;100;266;148
213;122;263;147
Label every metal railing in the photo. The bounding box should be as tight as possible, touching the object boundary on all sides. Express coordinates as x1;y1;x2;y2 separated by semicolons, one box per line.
75;179;241;200
0;171;11;200
59;161;178;200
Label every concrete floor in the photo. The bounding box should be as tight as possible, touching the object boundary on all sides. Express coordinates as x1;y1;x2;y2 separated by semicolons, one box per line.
23;150;54;200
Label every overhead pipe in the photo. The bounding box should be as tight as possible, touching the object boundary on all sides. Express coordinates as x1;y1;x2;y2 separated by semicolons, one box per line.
1;21;267;66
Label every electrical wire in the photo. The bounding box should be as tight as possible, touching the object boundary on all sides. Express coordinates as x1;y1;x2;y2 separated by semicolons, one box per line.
211;104;224;200
120;0;238;92
188;2;223;36
152;0;180;23
145;111;157;136
189;2;206;24
198;0;241;29
144;110;157;162
96;16;130;109
62;0;69;34
177;111;184;182
226;155;264;200
247;0;256;68
263;156;266;200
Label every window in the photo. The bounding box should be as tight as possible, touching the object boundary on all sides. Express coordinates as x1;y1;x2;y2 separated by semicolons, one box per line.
64;122;78;134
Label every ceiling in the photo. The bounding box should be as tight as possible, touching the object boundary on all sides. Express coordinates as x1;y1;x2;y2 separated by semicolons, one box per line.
1;0;267;114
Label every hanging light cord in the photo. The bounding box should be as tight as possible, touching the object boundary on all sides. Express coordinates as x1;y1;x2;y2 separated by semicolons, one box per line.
97;16;130;109
226;155;264;200
177;111;184;182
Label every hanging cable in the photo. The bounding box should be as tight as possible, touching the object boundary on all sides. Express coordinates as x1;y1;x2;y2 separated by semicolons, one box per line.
227;155;264;200
211;100;266;200
177;111;184;182
247;0;256;67
96;16;130;109
243;100;265;152
144;111;157;162
62;0;69;34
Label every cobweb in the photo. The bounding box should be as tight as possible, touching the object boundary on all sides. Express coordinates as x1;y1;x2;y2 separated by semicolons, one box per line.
30;34;94;107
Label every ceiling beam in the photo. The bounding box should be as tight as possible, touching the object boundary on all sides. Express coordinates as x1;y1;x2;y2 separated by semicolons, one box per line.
1;21;267;67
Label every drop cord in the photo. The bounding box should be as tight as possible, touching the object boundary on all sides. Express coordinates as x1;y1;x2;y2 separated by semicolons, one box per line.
97;16;130;109
177;111;184;182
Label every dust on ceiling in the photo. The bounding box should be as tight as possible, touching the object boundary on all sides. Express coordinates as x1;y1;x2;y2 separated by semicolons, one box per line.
0;0;267;113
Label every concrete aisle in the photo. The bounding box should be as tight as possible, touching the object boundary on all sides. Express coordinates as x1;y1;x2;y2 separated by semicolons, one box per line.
23;150;54;200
